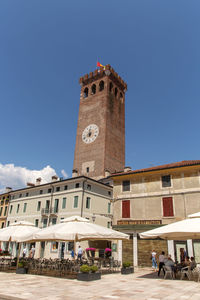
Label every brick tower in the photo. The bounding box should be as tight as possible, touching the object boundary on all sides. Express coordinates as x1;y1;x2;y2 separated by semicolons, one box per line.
73;65;127;180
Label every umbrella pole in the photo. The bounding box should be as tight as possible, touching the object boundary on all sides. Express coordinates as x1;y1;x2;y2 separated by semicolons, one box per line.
16;243;21;268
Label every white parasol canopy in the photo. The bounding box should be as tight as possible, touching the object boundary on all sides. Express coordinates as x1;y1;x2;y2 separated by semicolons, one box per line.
140;213;200;240
0;221;41;242
19;216;129;243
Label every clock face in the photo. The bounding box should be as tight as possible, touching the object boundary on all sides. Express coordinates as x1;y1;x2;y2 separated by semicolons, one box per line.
82;124;99;144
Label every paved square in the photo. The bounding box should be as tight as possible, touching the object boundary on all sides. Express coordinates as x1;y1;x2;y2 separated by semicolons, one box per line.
0;268;200;300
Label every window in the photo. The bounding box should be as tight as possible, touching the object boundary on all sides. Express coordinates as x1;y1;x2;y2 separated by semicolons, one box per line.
19;194;22;198
75;183;80;188
122;180;130;192
56;187;60;192
0;207;2;216
43;218;48;228
64;185;68;190
7;221;10;227
10;205;13;214
83;87;88;98
119;92;123;102
86;197;90;209
99;80;104;91
108;191;111;196
1;223;4;228
163;197;174;217
40;190;43;195
91;84;96;94
52;218;57;225
16;204;20;213
4;206;7;216
45;200;50;210
109;82;113;92
54;199;59;213
12;195;15;200
74;196;78;208
162;175;171;188
26;192;29;197
48;188;52;193
122;200;130;218
37;201;41;211
87;184;91;191
107;222;111;228
23;203;27;213
35;219;39;227
108;202;111;214
115;87;118;97
62;197;66;209
86;167;89;173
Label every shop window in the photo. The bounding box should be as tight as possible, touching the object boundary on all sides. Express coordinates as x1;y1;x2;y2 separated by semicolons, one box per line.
163;197;174;217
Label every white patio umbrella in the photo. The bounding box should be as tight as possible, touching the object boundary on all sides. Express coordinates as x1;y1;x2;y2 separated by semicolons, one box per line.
140;213;200;240
0;221;41;242
20;216;129;243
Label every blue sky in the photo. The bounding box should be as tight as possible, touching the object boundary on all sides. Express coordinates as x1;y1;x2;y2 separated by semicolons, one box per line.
0;0;200;191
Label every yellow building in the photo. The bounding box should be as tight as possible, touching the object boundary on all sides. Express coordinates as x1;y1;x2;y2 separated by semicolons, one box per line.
111;160;200;266
0;188;11;229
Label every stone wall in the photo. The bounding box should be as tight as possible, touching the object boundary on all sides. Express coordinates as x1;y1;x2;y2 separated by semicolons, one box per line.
122;239;133;265
138;239;168;267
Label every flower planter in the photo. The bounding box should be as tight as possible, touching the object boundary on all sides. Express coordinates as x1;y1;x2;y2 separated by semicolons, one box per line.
77;272;101;281
16;267;28;274
121;267;134;275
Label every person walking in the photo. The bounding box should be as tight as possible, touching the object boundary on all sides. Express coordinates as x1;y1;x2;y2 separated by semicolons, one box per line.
151;249;157;271
158;251;166;276
31;245;35;258
22;246;27;258
77;245;83;261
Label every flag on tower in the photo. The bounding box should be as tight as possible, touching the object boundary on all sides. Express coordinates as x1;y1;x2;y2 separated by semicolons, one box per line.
97;61;105;68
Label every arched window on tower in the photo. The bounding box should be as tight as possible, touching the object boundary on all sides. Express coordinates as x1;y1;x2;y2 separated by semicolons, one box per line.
91;84;96;95
83;87;88;98
119;92;123;102
115;87;118;97
99;81;104;91
109;82;113;92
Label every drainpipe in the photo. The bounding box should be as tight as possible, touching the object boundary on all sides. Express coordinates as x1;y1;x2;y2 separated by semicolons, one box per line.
81;179;87;217
48;184;54;226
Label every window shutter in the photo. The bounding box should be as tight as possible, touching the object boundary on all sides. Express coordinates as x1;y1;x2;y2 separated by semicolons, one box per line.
122;200;130;218
163;197;174;217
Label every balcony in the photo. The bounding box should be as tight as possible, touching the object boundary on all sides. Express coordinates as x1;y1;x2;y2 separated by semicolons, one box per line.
41;207;58;216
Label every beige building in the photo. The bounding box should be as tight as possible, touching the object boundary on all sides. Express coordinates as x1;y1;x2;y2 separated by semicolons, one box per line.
111;160;200;266
0;188;11;229
5;176;113;259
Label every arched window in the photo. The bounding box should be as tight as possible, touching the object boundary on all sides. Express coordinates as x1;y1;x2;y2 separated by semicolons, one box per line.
115;87;118;97
91;84;96;95
99;81;104;91
109;82;113;92
119;92;123;102
83;87;88;98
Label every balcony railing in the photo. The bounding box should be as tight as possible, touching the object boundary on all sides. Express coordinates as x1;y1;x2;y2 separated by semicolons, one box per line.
41;207;59;216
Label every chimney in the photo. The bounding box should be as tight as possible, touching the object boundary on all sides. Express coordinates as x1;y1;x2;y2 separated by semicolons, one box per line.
72;169;78;178
124;166;132;172
36;177;42;185
5;187;12;193
27;182;35;187
104;169;111;178
52;175;58;182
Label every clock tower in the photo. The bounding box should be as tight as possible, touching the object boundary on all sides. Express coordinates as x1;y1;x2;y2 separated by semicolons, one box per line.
73;65;127;180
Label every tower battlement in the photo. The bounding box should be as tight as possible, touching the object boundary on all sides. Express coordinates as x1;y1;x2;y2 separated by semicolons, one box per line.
79;64;127;92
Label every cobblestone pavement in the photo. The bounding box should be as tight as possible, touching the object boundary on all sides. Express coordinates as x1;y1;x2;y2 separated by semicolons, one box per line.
0;268;200;300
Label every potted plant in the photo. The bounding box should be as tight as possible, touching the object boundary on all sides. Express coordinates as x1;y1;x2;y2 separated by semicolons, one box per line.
105;248;112;258
77;264;101;281
121;261;134;274
16;260;28;274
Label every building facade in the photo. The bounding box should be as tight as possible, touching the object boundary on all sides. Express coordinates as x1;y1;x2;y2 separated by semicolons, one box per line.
0;188;11;229
111;160;200;266
5;176;113;258
73;65;127;180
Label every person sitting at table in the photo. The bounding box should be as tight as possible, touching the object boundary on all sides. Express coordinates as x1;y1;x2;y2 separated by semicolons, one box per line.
183;256;191;267
190;256;197;270
165;255;175;272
